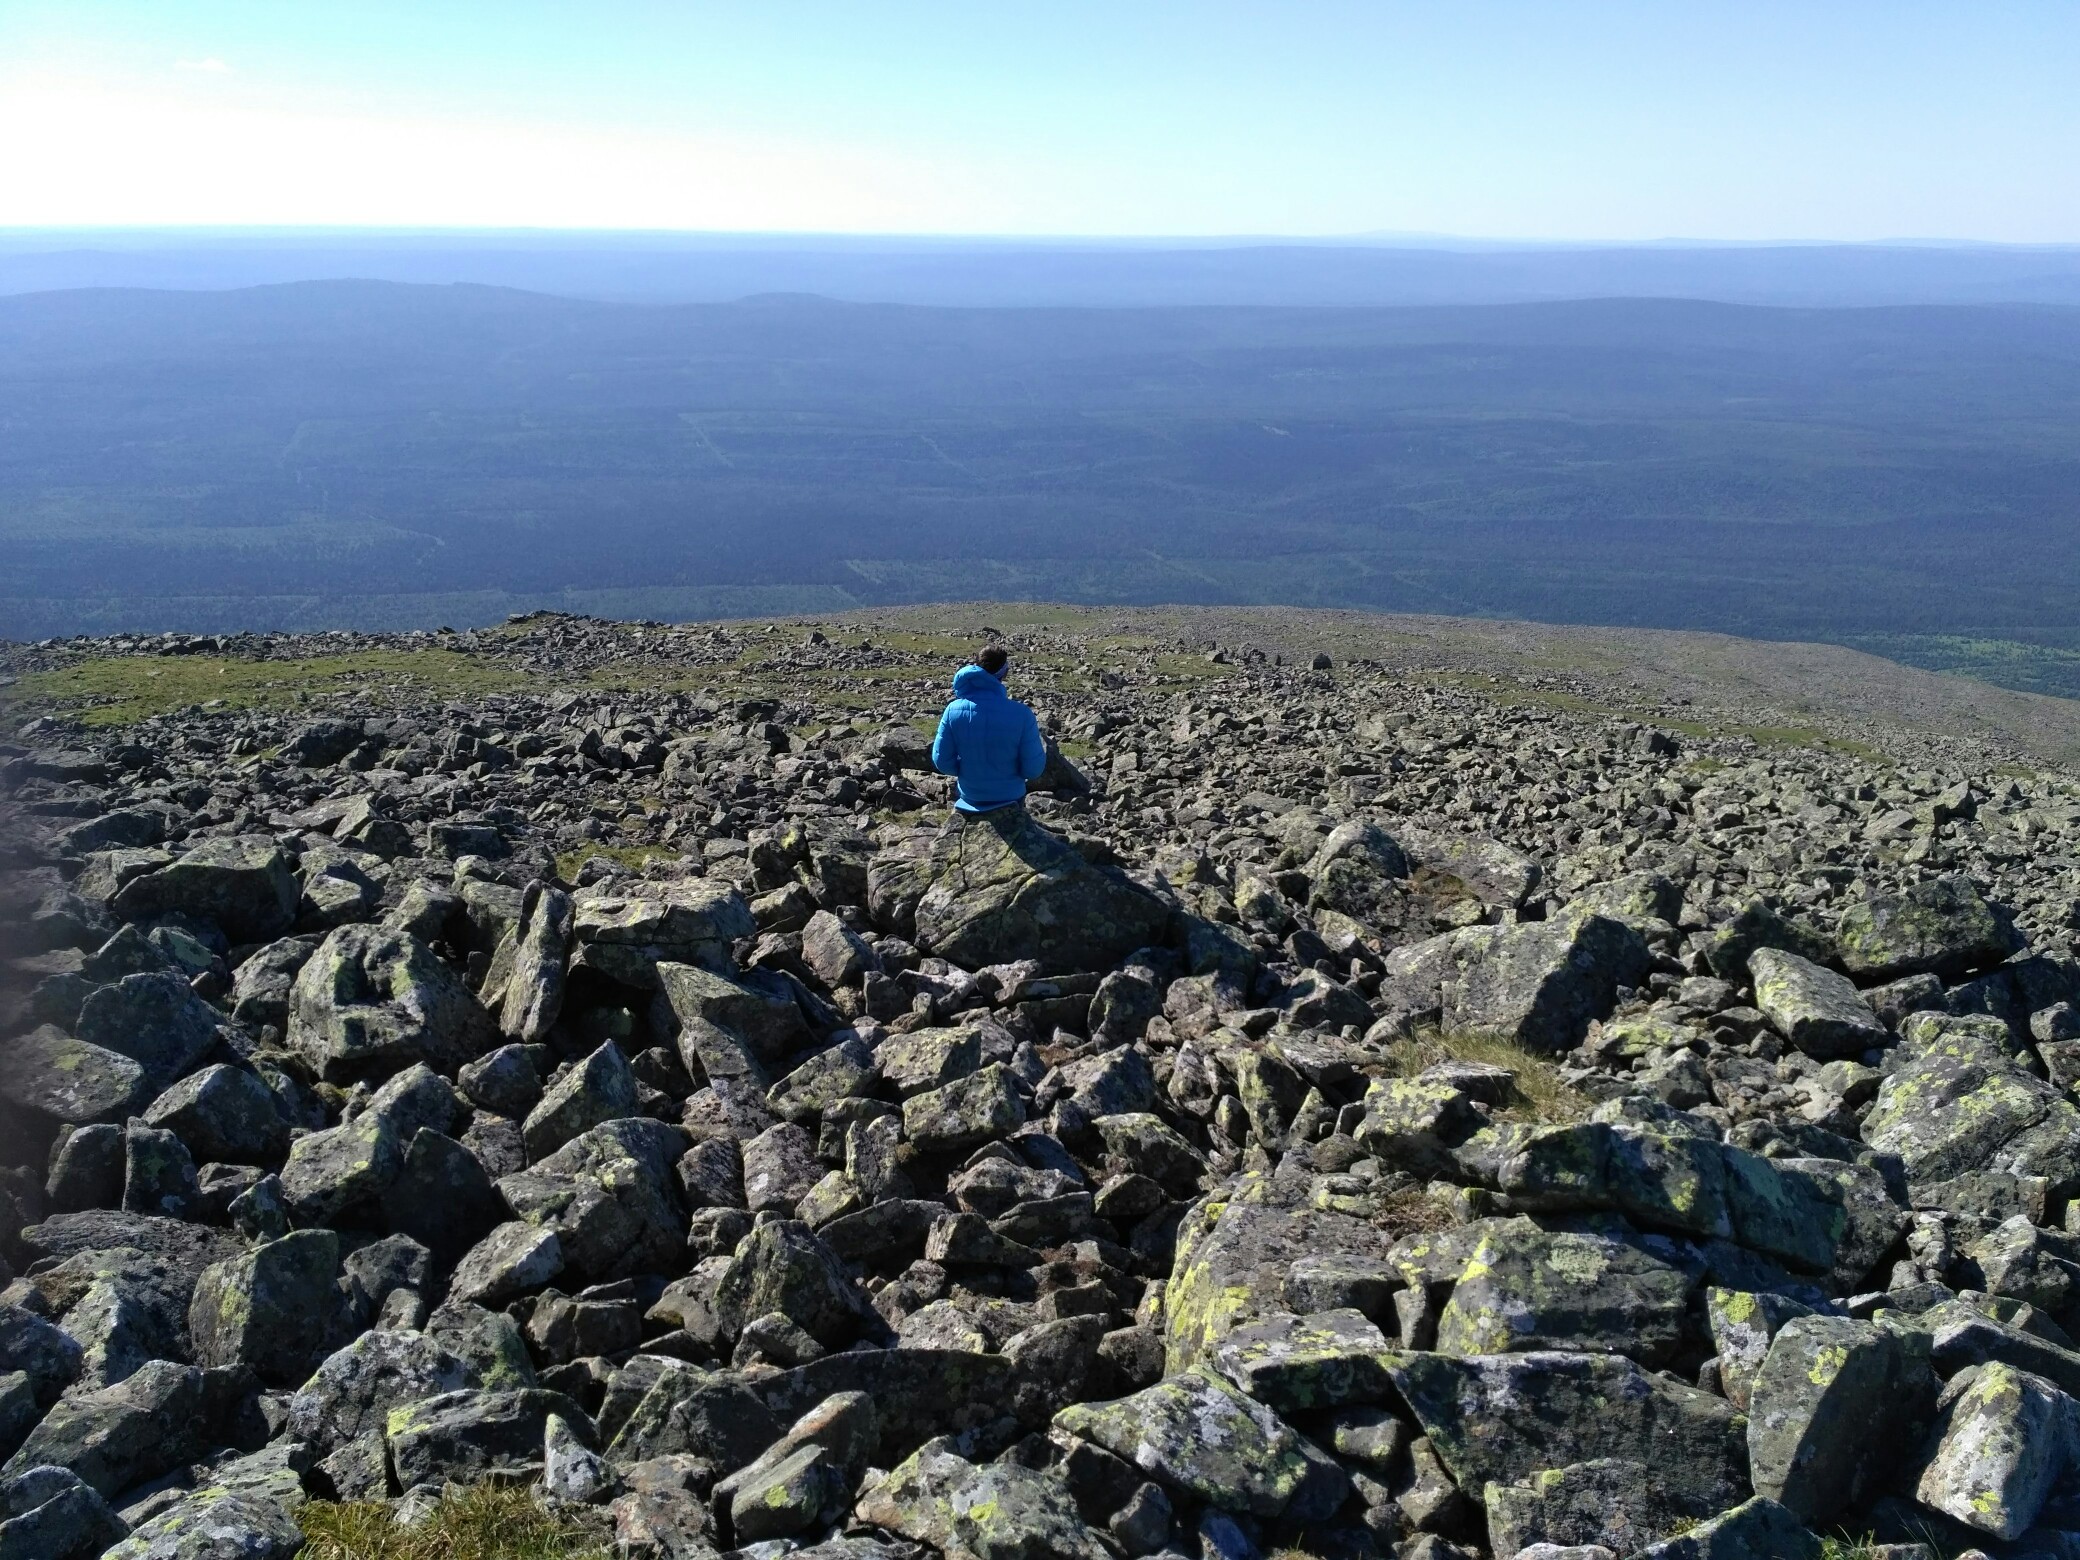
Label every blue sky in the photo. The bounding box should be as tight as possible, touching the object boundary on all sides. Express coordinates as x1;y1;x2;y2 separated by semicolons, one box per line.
3;1;2074;239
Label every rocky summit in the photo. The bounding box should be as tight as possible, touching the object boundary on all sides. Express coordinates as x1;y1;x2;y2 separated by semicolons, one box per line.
3;606;2080;1560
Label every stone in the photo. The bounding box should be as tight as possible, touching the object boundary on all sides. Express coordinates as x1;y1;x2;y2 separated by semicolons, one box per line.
522;1039;638;1161
802;910;877;987
903;1063;1026;1154
1;1357;210;1497
1209;1307;1397;1415
288;1327;478;1454
0;1303;83;1404
1705;1288;1814;1412
712;1220;864;1348
287;924;498;1082
1749;947;1890;1059
1433;1225;1692;1365
1837;875;2023;984
189;1229;351;1387
75;972;222;1087
1914;1361;2080;1541
448;1220;569;1306
497;1116;687;1282
911;809;1173;975
741;1121;822;1214
122;1120;198;1218
110;835;298;943
142;1065;288;1165
0;1026;152;1125
379;1128;505;1262
496;883;573;1042
655;960;809;1064
1383;1350;1748;1511
1485;1458;1724;1559
1628;1497;1820;1560
384;1387;593;1486
1747;1315;1933;1525
0;1466;129;1560
279;1110;403;1224
1444;915;1653;1053
854;1439;1117;1560
1053;1366;1348;1521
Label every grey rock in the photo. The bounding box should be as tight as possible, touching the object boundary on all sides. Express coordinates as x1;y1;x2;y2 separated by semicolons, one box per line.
142;1065;288;1166
286;923;497;1082
1749;947;1890;1059
110;836;298;944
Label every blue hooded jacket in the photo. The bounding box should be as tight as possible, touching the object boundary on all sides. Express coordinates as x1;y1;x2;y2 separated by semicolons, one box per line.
932;664;1047;813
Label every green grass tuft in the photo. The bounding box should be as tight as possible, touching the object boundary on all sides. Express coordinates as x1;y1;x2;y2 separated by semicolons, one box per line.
297;1486;610;1560
1374;1029;1589;1123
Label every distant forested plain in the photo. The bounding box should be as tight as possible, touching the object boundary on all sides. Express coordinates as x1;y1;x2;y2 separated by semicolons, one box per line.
2;280;2078;696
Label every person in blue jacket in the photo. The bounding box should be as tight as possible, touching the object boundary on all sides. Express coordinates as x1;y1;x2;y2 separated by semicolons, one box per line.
931;644;1047;814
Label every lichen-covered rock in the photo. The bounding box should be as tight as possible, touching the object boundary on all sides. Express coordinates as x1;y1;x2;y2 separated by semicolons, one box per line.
497;1116;688;1283
1748;947;1889;1059
1913;1361;2080;1540
1746;1315;1933;1525
0;1466;129;1560
1485;1457;1724;1559
1433;1225;1692;1365
521;1038;637;1161
911;808;1172;975
288;1327;478;1455
0;1026;152;1126
902;1063;1025;1154
1443;914;1654;1053
854;1438;1117;1560
1163;1177;1398;1371
188;1229;351;1387
110;835;298;943
1837;874;2023;984
1705;1288;1813;1412
1209;1307;1397;1415
1383;1350;1749;1509
142;1064;289;1166
1628;1496;1820;1560
278;1110;403;1224
655;960;809;1063
75;971;223;1087
1862;1015;2080;1189
384;1388;593;1487
1;1358;211;1497
712;1220;865;1348
287;924;498;1082
1053;1366;1348;1521
494;882;572;1042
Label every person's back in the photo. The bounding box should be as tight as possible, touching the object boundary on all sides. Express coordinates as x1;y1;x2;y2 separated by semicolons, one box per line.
931;645;1046;814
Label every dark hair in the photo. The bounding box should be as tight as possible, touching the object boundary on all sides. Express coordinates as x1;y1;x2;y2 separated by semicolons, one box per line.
977;644;1009;675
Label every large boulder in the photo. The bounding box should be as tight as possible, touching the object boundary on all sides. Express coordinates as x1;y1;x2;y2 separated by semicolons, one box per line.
109;835;298;943
188;1229;352;1387
1383;1350;1749;1508
497;1116;688;1282
1;1358;212;1498
1749;948;1889;1058
1862;1014;2080;1190
1433;1225;1693;1366
1913;1360;2080;1540
570;878;753;986
1054;1366;1347;1521
1837;874;2023;984
384;1388;592;1487
492;883;572;1042
287;1328;479;1455
141;1064;289;1165
655;961;810;1065
855;1438;1117;1560
0;1027;152;1126
1164;1177;1398;1371
1444;914;1653;1052
910;810;1172;975
74;972;222;1087
1746;1315;1933;1526
713;1220;866;1349
287;924;498;1082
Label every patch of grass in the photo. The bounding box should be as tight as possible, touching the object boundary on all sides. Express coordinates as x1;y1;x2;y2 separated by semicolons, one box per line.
5;649;527;729
1817;1535;1881;1560
297;1486;611;1560
1374;1029;1589;1123
553;843;683;882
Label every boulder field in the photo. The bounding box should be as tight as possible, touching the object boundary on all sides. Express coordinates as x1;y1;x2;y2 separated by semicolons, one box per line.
1;612;2079;1559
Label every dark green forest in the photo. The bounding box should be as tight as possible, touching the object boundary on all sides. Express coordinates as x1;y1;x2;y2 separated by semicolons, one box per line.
3;282;2077;695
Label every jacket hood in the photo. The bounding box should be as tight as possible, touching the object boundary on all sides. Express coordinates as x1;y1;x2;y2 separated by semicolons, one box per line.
951;664;1005;699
